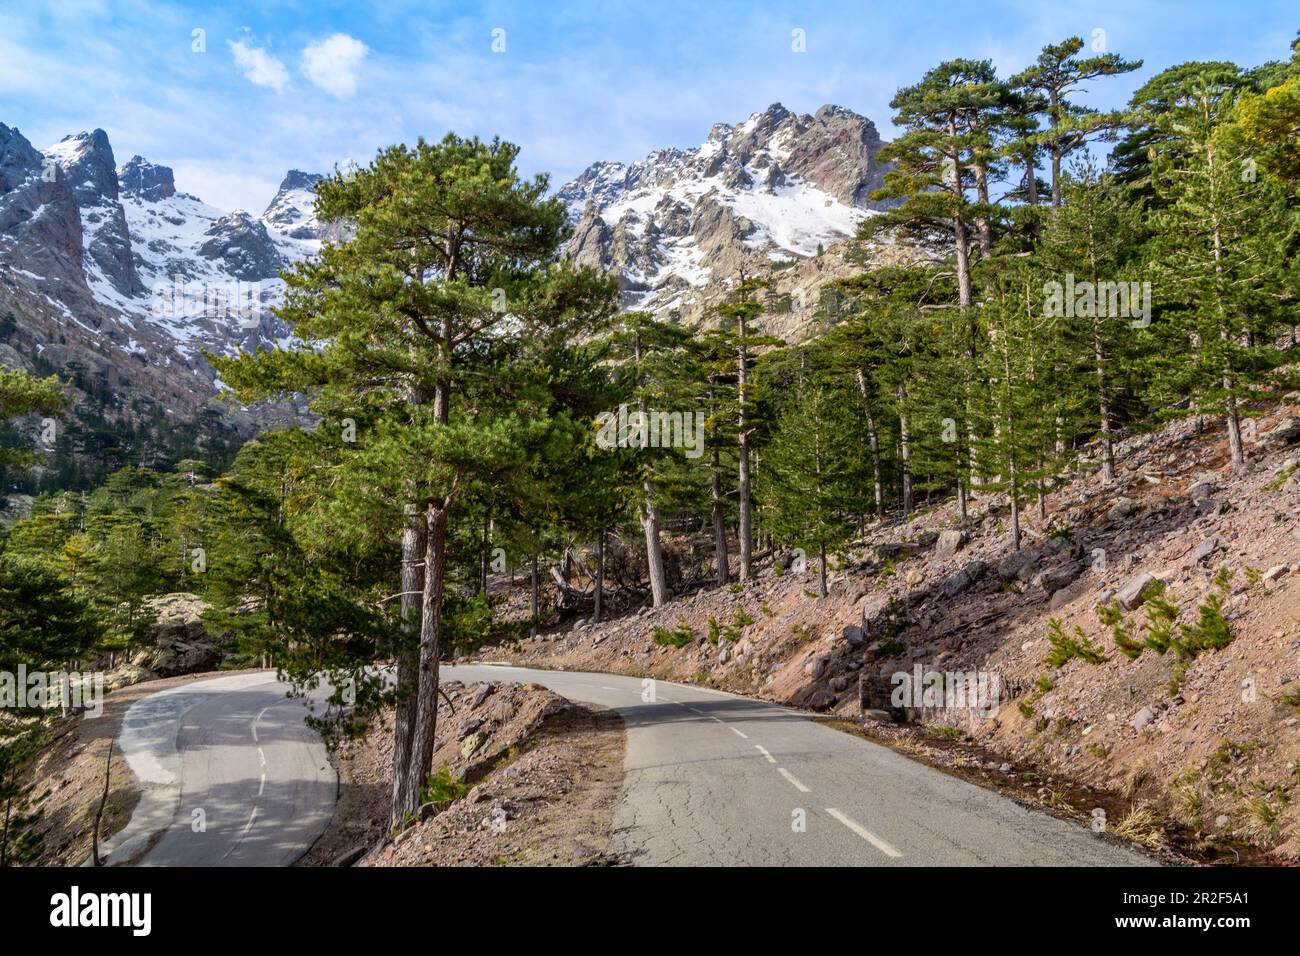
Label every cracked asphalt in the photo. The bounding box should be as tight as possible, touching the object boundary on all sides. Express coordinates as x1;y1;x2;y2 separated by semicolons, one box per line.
446;664;1158;867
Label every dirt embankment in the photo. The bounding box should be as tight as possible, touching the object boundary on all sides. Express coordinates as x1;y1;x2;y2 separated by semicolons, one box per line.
301;680;625;867
495;404;1300;863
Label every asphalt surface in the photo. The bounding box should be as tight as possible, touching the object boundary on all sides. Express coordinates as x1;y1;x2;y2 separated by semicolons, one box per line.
101;672;336;867
447;664;1157;866
104;665;1156;866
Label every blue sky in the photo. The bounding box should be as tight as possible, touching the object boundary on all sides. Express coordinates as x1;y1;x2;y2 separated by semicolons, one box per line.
2;1;1295;212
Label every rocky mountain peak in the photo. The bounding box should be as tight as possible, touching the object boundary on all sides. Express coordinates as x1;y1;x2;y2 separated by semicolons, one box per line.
45;129;120;204
261;169;325;240
559;102;892;324
118;155;176;202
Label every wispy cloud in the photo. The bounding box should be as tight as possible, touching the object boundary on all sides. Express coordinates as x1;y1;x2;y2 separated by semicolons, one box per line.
229;38;289;93
301;34;368;99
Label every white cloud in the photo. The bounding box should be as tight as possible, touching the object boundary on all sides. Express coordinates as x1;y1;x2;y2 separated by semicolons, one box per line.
301;34;368;99
229;39;289;94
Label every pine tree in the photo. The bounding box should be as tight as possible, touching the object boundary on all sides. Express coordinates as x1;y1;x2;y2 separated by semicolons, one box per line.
1145;75;1295;467
212;134;617;826
1010;37;1142;207
764;382;859;598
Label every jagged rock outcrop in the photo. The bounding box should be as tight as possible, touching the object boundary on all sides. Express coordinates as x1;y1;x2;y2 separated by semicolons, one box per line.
197;211;283;281
117;155;176;202
44;130;143;298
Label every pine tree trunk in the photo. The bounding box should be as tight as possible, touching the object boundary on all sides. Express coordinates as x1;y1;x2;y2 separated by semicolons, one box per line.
396;502;450;823
856;369;883;517
641;480;668;605
818;540;828;599
1226;390;1244;467
1095;322;1115;483
479;513;489;597
738;317;753;583
530;554;539;636
390;503;425;826
898;386;913;515
594;530;605;623
710;449;730;586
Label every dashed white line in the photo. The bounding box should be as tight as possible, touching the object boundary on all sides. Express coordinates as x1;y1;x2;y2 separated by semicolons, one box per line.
729;726;749;739
257;747;266;767
258;773;266;797
826;808;903;858
754;745;776;764
777;768;810;793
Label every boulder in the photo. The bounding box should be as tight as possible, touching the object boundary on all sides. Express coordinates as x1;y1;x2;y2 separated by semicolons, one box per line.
1107;496;1140;522
803;652;830;679
1187;475;1217;501
997;549;1039;584
806;689;836;710
941;560;987;598
1116;572;1162;610
1132;706;1156;732
935;529;967;556
129;593;222;676
1258;416;1300;451
841;625;865;647
1041;561;1086;597
1190;537;1223;564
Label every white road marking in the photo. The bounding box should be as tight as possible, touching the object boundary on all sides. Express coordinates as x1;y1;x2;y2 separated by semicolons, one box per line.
755;745;776;764
258;773;266;797
778;768;810;793
258;747;266;767
251;706;269;743
729;726;749;739
709;716;723;723
826;808;903;858
599;686;622;692
241;806;258;838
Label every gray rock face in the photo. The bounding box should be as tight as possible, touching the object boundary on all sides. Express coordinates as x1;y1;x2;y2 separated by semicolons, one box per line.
197;211;284;280
261;169;325;239
0;123;87;297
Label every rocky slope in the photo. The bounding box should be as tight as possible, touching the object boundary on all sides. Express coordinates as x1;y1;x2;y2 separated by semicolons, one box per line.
493;404;1300;862
559;102;895;337
302;680;625;867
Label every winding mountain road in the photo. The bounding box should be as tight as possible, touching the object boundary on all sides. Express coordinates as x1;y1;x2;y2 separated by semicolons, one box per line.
103;665;1155;866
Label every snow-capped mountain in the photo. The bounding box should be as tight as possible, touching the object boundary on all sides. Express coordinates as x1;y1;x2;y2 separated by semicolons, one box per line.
559;103;892;322
0;102;893;434
0;121;323;424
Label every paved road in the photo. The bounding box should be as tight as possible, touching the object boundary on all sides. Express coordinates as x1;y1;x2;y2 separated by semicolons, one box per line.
101;672;336;867
447;664;1157;866
104;665;1154;867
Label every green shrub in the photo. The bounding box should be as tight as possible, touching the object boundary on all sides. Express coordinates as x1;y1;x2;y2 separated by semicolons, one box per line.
421;761;470;810
652;621;694;647
1044;618;1109;667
